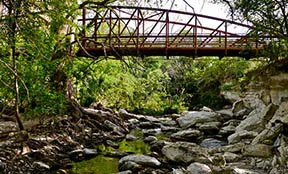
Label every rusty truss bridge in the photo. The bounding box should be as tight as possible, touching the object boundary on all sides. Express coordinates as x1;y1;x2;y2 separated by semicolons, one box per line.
77;6;275;58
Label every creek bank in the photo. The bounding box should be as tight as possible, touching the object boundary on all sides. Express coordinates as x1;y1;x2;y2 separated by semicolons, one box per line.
2;72;288;173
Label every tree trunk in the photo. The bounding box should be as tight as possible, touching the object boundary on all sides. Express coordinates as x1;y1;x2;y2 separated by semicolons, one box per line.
9;0;24;131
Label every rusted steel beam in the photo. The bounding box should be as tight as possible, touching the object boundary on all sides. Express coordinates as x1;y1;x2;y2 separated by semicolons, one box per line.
78;6;275;58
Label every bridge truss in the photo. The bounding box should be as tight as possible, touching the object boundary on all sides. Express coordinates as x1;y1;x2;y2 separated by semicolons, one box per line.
77;6;273;58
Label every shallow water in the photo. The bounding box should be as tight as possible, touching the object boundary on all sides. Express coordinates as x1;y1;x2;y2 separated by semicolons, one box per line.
71;138;150;173
72;155;118;174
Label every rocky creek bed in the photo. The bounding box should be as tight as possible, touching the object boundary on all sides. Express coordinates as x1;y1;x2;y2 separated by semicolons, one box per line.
1;92;288;173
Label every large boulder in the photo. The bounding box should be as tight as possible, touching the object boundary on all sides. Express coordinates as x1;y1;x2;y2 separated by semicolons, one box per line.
170;129;202;142
177;111;219;129
186;162;212;174
241;92;267;112
235;103;278;133
251;122;283;145
220;91;241;103
270;100;288;124
228;130;258;144
162;142;210;164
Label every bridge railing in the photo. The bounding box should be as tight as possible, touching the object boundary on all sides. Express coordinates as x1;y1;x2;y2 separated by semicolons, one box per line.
78;6;274;57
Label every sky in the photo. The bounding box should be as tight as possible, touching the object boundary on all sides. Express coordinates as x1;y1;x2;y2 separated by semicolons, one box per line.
161;0;248;34
165;0;228;19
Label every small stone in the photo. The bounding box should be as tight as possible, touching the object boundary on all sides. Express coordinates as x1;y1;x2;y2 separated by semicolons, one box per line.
143;136;158;143
172;168;186;174
119;155;161;168
83;148;98;157
233;167;259;174
142;128;161;136
223;152;242;162
126;134;138;141
161;126;180;133
198;122;221;134
243;144;273;157
117;170;133;174
119;161;142;172
219;142;245;153
170;129;202;141
200;138;226;148
186;162;212;174
33;161;50;170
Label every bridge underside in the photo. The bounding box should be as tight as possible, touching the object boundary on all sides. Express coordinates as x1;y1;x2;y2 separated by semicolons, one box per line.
77;47;260;59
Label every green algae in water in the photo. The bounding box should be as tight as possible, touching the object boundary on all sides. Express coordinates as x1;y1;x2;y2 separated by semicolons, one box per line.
118;139;151;154
72;139;150;173
72;155;118;174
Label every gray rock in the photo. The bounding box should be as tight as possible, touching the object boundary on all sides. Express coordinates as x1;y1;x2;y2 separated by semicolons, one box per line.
126;134;138;141
216;109;233;121
69;149;84;161
162;120;178;126
235;103;278;133
172;168;186;174
223;119;241;127
162;142;210;164
252;122;283;145
223;152;242;162
186;162;212;174
198;122;222;134
177;111;219;128
83;148;98;157
242;92;267;112
161;126;180;133
142;128;161;135
243;144;273;157
233;167;259;174
119;155;161;168
138;122;157;129
219;125;236;136
219;142;245;153
143;136;158;143
119;161;142;172
228;130;258;144
232;100;246;115
170;129;202;141
104;120;125;133
200;138;226;148
151;140;172;153
119;109;144;120
235;108;250;118
33;161;50;170
270;100;288;124
220;91;241;103
117;170;133;174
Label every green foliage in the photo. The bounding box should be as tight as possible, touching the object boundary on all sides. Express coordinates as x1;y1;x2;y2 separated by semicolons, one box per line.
165;57;250;109
72;58;186;115
212;0;288;59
